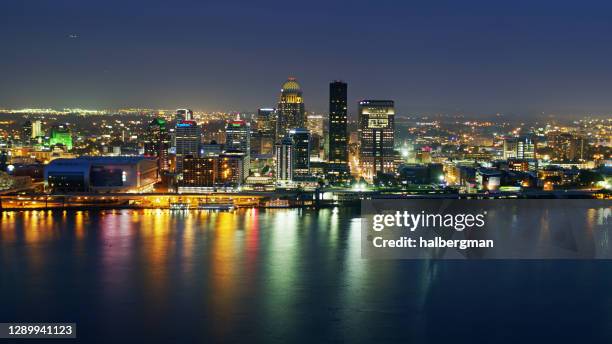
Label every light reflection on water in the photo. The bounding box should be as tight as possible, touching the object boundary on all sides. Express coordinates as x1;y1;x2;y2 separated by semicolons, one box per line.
0;208;611;343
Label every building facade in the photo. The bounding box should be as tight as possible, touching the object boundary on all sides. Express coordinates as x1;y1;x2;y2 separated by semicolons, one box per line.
275;137;294;183
144;118;171;172
547;132;585;161
327;81;349;178
45;156;158;193
253;108;276;156
276;78;305;141
174;120;201;173
358;100;395;180
217;151;245;186
50;124;73;151
289;128;311;178
225;119;251;175
180;155;216;187
503;136;536;160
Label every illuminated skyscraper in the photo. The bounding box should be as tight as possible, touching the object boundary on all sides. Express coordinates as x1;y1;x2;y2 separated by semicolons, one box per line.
276;77;305;141
225;119;251;177
256;108;275;136
275;137;294;183
144;118;171;172
225;120;251;155
289;128;311;177
174;120;201;173
21;121;32;144
328;81;349;177
31;120;42;138
358;100;395;179
253;108;276;156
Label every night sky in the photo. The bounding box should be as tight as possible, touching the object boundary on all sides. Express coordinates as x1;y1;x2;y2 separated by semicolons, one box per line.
2;0;612;117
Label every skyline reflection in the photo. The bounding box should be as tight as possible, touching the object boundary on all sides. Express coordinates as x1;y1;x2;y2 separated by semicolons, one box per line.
1;207;611;342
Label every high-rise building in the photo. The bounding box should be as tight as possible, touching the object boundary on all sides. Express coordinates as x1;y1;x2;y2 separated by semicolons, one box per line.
358;100;395;179
50;124;73;151
22;121;32;144
276;77;305;141
288;128;311;178
504;136;536;160
225;119;251;177
174;120;201;173
144;118;171;172
225;120;251;154
256;108;276;136
176;109;193;121
31;120;42;138
275;137;294;183
253;108;276;156
328;81;349;176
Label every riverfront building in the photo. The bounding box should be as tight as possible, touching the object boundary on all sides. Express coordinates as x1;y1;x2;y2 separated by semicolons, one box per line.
45;156;158;193
358;100;395;180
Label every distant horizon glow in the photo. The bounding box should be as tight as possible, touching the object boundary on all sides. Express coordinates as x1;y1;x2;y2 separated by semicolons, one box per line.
2;1;612;117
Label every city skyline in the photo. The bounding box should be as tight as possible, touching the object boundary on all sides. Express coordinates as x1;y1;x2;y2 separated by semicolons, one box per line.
3;1;612;116
1;3;611;344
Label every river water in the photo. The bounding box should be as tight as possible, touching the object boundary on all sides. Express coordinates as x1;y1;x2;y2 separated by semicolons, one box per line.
1;208;611;343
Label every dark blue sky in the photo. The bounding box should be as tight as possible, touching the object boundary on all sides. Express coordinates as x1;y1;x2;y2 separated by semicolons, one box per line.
2;0;612;117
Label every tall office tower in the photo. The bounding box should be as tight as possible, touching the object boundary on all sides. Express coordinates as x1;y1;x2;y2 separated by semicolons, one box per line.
225;119;251;177
275;137;294;182
144;118;171;172
328;81;349;174
174;120;201;173
50;124;73;151
288;128;311;177
254;108;276;155
176;109;194;121
358;100;395;179
276;77;305;141
31;120;42;138
22;121;32;144
225;120;251;154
